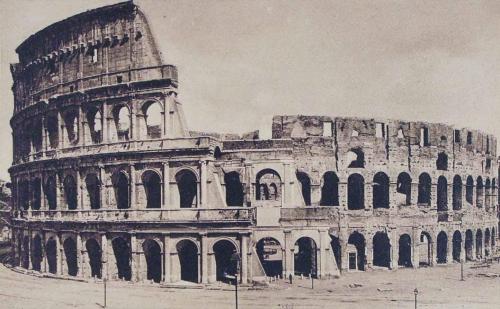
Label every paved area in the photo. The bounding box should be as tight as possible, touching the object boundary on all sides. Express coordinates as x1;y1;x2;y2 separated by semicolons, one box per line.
0;262;499;308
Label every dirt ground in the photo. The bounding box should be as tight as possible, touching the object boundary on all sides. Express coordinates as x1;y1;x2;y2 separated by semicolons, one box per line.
0;262;499;309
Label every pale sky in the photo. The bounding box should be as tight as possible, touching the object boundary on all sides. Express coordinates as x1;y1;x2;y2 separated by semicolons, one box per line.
1;0;499;181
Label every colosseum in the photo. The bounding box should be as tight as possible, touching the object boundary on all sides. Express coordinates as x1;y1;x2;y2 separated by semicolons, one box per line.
8;1;500;285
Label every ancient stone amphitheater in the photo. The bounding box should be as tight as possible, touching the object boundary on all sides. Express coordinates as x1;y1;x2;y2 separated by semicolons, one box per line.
9;1;499;285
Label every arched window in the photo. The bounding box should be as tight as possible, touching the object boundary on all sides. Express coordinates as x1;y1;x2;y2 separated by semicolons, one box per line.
46;113;59;149
44;176;57;210
373;232;391;268
348;174;364;210
437;176;448;211
396;172;412;206
466;176;474;204
87;109;102;144
418;173;431;205
112;172;130;209
476;176;484;208
452;175;462;210
373;172;389;209
31;178;41;210
63;175;78;210
256;169;281;202
63;110;79;145
437;231;448;264
224;172;244;206
85;174;101;210
113;106;130;141
485;178;491;209
320;172;339;206
347;148;364;168
436;152;448;171
142;239;162;283
176;170;197;208
143;170;162;209
143;102;163;139
296;171;311;206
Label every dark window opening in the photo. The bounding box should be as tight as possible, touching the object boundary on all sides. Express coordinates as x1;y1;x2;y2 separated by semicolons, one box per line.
454;130;461;143
176;170;197;208
31;178;41;210
436;232;448;264
256;169;281;201
465;230;473;261
476;177;484;208
63;175;78;210
373;172;389;209
176;240;198;283
143;101;163;139
467;132;472;145
85;174;101;210
348;232;365;271
398;234;412;267
117;75;123;83
31;235;43;271
452;175;462;210
347;148;365;168
420;127;430;146
437;176;448;211
113;172;130;209
63;238;78;276
436;152;448;171
213;240;237;283
112;237;132;281
296;172;311;206
86;239;102;278
294;237;317;278
348;174;365;210
46;238;58;274
320;172;339;206
396;172;412;206
475;230;483;259
452;231;462;262
45;176;57;210
373;232;391;268
419;233;432;266
143;239;162;283
466;176;474;204
143;171;161;209
225;172;244;206
418;173;432;206
256;238;283;278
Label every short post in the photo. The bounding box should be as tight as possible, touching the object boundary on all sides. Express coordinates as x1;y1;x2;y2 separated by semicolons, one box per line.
414;288;418;309
103;277;107;308
460;260;464;281
289;273;293;284
311;270;314;289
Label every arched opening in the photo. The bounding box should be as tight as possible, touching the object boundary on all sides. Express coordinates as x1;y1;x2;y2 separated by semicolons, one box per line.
436;152;448;171
31;178;41;210
143;239;162;283
398;234;412;267
112;172;130;209
213;240;238;282
176;170;197;208
45;176;57;210
143;170;162;209
296;172;312;206
476;177;484;208
22;236;30;269
256;237;283;278
224;172;244;206
485;179;491;210
63;175;78;210
436;231;448;264
437;176;448;211
465;230;474;261
46;113;59;148
475;229;483;259
63;237;78;276
86;238;102;279
452;175;462;210
320;172;339;206
63;110;79;145
452;231;462;262
294;237;317;277
31;235;42;271
85;174;101;210
348;232;365;271
112;237;132;281
484;229;491;257
465;176;474;205
418;173;432;205
46;237;58;274
256;169;281;201
87;109;102;144
373;232;391;268
396;173;412;206
492;227;496;249
419;232;432;266
113;106;130;141
373;172;389;209
31;119;43;152
348;174;364;210
143;101;163;139
18;180;29;210
330;236;341;271
347;148;365;168
176;239;198;283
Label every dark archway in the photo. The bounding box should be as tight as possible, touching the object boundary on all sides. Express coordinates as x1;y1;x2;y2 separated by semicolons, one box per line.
143;170;162;209
46;237;58;274
176;170;197;208
437;176;448;211
373;232;391;268
330;236;341;271
484;229;491;257
45;176;57;210
63;175;78;210
436;152;448;170
22;236;30;269
143;239;162;283
397;172;412;206
31;178;42;210
213;240;238;282
347;148;365;168
176;239;198;283
418;173;432;205
452;175;462;210
465;176;474;205
256;237;283;277
112;237;132;281
113;172;130;209
142;101;163;139
465;230;474;261
436;231;448;264
476;177;484;208
485;179;491;210
320;172;339;206
296;172;312;206
224;172;244;206
31;235;43;271
348;232;365;270
294;237;317;277
452;231;462;262
398;234;412;267
63;238;78;276
256;169;281;201
419;232;432;266
373;172;389;209
85;174;101;210
475;229;483;259
348;174;365;210
86;238;102;279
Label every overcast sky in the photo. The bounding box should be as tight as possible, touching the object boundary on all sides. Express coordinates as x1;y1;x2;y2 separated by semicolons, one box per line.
1;0;499;181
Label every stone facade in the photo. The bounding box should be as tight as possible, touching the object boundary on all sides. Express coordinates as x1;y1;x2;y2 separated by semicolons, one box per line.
8;1;500;285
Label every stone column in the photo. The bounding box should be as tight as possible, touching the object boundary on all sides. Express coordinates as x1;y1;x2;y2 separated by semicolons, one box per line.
130;164;136;209
446;233;453;264
411;228;419;268
76;169;82;211
162;162;169;209
102;103;109;144
41;116;47;153
131;234;139;282
162;234;170;283
58;112;65;149
42;232;47;273
200;233;208;284
99;165;106;209
283;230;294;277
318;230;328;278
101;233;108;279
240;233;249;283
365;231;374;270
77;233;83;277
200;160;207;207
27;230;33;270
57;234;64;276
58;173;65;211
389;230;396;269
79;106;86;147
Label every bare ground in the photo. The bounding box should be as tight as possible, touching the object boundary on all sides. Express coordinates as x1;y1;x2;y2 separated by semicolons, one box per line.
0;262;499;309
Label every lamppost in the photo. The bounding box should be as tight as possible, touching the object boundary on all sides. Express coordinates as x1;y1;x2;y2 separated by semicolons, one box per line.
231;252;241;309
414;288;419;309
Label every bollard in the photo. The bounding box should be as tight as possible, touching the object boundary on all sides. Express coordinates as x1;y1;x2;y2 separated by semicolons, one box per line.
103;277;107;308
289;274;293;284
